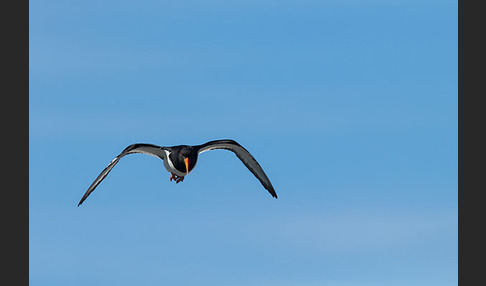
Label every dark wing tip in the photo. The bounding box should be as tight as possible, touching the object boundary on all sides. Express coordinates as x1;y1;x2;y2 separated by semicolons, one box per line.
77;196;86;207
268;187;278;199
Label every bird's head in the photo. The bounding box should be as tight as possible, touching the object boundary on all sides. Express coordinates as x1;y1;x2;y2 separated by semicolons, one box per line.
179;146;198;175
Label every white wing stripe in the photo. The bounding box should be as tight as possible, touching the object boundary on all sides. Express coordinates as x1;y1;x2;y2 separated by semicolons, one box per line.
197;140;277;198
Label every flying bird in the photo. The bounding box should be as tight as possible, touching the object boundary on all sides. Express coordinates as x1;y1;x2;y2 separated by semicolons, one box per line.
78;139;277;206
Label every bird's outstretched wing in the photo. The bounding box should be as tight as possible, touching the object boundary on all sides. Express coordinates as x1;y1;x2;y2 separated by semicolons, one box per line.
196;139;278;198
78;143;168;206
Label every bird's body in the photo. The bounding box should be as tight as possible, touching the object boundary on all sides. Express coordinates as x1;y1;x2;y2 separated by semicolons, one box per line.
78;139;277;206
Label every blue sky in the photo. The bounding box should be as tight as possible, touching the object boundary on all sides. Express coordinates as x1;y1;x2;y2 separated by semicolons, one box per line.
30;1;457;285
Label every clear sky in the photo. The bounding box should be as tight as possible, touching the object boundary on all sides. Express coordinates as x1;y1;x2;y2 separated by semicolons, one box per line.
29;1;457;285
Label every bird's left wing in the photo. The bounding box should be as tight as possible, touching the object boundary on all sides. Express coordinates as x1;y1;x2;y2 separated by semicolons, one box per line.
78;143;168;206
196;139;278;198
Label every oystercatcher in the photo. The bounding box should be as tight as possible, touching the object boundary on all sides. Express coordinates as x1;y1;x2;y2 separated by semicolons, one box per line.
78;139;277;206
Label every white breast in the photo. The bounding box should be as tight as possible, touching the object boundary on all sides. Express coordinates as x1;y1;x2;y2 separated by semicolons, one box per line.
163;150;186;176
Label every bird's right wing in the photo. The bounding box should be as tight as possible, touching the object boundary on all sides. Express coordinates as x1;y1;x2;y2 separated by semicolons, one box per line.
77;143;168;206
196;139;277;198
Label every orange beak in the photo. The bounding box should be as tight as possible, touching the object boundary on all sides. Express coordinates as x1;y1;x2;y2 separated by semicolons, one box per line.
184;158;190;175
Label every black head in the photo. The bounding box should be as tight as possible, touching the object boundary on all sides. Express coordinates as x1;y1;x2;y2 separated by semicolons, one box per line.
171;145;198;175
